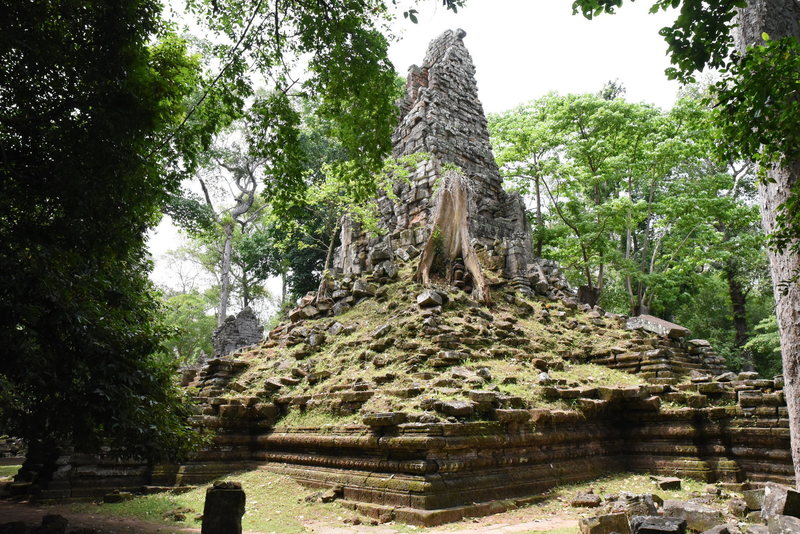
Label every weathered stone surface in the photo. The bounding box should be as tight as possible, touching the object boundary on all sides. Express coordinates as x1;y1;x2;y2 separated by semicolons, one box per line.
434;400;474;417
213;307;263;357
416;291;443;308
762;483;800;521
579;513;632;534
662;501;723;532
362;413;407;427
627;315;690;339
744;488;766;511
653;476;682;490
768;515;800;534
631;516;687;534
728;498;748;517
610;493;660;517
700;524;740;534
571;492;602;508
201;481;246;534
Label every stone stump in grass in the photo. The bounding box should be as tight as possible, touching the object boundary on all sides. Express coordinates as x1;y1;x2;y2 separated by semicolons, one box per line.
201;481;246;534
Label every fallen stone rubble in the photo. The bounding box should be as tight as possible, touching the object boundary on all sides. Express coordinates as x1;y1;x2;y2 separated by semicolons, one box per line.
578;482;800;534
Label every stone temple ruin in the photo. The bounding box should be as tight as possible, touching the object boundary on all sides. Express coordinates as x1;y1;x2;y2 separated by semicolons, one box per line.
9;29;794;528
333;28;570;304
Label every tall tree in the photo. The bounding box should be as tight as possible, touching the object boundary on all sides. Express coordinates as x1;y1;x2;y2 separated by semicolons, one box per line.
572;0;800;487
0;2;209;461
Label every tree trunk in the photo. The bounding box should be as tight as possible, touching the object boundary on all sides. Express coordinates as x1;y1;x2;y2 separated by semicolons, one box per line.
724;262;755;371
416;170;492;304
759;162;800;488
534;176;543;257
735;0;800;488
218;221;234;326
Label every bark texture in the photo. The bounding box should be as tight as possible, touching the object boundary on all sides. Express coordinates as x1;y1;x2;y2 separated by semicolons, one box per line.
735;0;800;488
416;171;491;304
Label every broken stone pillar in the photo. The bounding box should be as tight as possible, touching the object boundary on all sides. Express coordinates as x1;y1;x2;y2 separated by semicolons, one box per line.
212;307;263;357
201;481;246;534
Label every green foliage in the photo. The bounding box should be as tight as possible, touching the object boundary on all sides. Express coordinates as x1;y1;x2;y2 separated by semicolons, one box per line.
745;315;783;377
490;90;775;369
161;291;216;363
0;0;209;459
570;0;800;261
712;36;800;254
182;0;408;211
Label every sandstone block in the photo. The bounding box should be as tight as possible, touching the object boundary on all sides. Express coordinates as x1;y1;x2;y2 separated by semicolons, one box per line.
762;483;800;521
728;498;748;517
494;409;531;424
744;488;765;511
700;524;740;534
434;400;474;417
362;412;407;427
662;501;723;532
416;290;443;308
631;516;687;534
768;515;800;533
201;481;245;534
571;492;602;508
626;315;690;339
579;513;631;534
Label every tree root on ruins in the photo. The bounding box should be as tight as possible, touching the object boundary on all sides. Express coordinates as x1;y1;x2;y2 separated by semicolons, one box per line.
415;170;492;305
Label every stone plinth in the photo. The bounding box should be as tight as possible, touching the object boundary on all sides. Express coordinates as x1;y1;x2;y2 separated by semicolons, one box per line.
201;481;246;534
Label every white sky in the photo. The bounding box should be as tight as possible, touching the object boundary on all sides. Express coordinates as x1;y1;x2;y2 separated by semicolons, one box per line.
149;0;681;298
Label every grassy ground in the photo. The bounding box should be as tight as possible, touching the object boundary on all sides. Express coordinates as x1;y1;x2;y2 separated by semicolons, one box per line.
0;465;20;479
68;470;728;534
71;468;351;533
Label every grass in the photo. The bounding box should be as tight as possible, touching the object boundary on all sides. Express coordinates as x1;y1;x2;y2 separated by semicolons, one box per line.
0;464;20;479
71;468;352;533
64;470;732;533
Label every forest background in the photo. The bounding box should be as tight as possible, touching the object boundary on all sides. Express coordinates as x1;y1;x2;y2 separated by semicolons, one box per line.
152;1;780;378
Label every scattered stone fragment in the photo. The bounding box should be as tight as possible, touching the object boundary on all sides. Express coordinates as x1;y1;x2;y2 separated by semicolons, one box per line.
372;324;392;338
761;483;800;521
768;515;800;533
744;488;765;511
571;491;602;508
728;498;748;517
630;516;687;534
662;500;723;532
416;290;443;308
579;512;632;534
653;476;682;490
362;412;407;427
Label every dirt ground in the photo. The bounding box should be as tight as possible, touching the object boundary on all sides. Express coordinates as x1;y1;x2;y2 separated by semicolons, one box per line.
0;500;578;534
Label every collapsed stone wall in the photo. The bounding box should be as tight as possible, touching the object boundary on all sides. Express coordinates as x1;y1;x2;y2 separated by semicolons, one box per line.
158;368;790;525
212;306;263;358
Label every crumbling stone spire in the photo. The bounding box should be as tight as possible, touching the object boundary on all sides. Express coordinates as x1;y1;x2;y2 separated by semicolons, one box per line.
334;29;572;300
